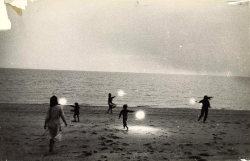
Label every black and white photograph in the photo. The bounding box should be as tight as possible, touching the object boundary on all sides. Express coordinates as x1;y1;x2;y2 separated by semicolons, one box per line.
0;0;249;160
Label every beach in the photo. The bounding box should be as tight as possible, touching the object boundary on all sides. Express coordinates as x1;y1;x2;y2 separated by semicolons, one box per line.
0;103;249;161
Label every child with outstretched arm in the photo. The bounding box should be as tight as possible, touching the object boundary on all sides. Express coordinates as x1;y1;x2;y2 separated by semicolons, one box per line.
70;102;80;122
119;104;134;130
197;95;213;123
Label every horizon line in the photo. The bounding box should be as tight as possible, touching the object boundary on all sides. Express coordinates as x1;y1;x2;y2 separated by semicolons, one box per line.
0;67;249;78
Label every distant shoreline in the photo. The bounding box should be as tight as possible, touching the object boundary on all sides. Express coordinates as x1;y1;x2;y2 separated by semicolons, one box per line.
1;67;250;78
0;103;249;111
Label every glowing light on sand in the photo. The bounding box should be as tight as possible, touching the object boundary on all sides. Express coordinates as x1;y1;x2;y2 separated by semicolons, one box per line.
118;90;126;96
59;98;67;105
129;126;159;134
189;98;196;105
136;111;145;119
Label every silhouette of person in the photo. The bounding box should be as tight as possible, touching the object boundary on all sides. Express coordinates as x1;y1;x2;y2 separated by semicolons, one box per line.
70;102;80;122
107;93;116;113
44;96;68;152
119;104;134;130
198;95;213;123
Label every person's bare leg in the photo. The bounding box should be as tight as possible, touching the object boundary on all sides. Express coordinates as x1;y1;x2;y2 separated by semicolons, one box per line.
49;139;54;152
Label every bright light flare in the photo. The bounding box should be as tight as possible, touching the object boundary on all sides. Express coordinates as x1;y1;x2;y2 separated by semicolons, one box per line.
59;98;67;105
118;90;126;96
135;111;145;119
128;126;159;134
189;98;196;105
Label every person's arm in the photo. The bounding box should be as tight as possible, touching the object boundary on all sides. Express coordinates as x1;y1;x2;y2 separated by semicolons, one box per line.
70;105;75;108
128;110;134;113
60;107;68;126
198;100;203;103
112;96;115;99
44;107;51;129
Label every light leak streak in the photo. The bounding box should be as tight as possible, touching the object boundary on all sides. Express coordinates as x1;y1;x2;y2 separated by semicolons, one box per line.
135;111;145;119
128;126;159;134
189;98;196;105
59;98;67;105
118;90;126;97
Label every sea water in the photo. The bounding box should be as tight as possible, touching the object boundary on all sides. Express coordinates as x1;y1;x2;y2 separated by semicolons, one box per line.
0;68;249;110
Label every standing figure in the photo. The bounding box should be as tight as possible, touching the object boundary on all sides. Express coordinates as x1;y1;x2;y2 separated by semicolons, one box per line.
70;102;80;122
119;104;134;130
198;95;213;123
107;93;116;113
44;96;68;152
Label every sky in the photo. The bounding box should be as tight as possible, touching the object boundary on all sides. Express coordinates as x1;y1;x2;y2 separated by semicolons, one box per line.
0;0;249;76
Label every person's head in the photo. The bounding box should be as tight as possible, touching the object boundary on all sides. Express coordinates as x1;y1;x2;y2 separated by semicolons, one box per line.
75;102;79;106
50;95;58;107
123;104;128;109
204;95;208;100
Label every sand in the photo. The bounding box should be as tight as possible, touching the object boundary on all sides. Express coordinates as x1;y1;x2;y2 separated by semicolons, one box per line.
0;103;249;161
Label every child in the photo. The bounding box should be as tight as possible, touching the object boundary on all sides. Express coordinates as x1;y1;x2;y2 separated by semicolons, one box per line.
107;93;116;114
119;104;134;130
198;95;213;123
70;102;80;122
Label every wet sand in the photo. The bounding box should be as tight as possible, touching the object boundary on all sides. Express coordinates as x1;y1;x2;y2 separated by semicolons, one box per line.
0;103;249;161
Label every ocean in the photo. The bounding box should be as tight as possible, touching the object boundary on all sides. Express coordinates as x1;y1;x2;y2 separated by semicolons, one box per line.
0;68;249;110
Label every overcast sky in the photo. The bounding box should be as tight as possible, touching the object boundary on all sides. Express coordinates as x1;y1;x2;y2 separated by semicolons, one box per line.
0;0;249;76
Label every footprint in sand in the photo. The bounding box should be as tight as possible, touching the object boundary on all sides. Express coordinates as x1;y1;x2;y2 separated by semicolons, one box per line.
204;143;212;146
184;151;192;155
189;156;203;160
163;143;171;146
109;142;118;146
108;134;120;139
117;147;124;151
184;143;193;147
101;155;107;158
82;151;92;156
144;143;151;146
100;142;106;146
99;136;106;140
79;145;88;148
199;153;212;156
122;143;129;146
100;147;108;150
105;140;113;143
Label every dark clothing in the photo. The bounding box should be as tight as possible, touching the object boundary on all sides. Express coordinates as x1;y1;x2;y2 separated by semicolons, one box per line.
199;99;210;109
70;105;80;115
107;95;116;113
70;105;80;122
198;108;208;123
108;96;115;104
198;99;210;123
119;109;134;128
